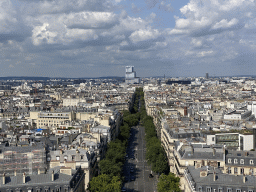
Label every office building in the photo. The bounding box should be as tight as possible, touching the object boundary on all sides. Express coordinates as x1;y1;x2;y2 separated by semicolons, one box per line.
125;66;140;84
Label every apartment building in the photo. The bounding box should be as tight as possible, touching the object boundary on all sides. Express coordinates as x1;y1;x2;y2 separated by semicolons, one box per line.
0;166;85;192
184;165;256;192
207;133;254;151
29;111;75;128
50;148;96;190
224;150;256;176
173;143;225;190
0;143;46;176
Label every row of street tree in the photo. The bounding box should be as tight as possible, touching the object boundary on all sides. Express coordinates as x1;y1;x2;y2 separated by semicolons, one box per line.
88;94;140;191
89;87;180;192
135;88;181;192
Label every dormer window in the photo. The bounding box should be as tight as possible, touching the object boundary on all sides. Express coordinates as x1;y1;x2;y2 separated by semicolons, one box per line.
234;159;238;164
56;156;60;161
250;160;254;165
240;159;244;164
228;158;232;164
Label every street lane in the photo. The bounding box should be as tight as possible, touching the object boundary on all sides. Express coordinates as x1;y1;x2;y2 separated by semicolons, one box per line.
123;125;158;192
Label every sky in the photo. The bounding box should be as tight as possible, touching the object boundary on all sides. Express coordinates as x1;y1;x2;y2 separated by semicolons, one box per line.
1;0;256;78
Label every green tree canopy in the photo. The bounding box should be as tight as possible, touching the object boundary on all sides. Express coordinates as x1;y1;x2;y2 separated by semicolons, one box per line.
89;174;121;192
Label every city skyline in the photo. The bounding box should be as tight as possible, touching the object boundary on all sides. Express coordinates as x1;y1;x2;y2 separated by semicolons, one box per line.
1;0;256;78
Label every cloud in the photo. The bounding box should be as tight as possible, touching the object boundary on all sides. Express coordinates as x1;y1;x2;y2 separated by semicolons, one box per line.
2;0;256;78
0;0;31;42
63;12;119;29
168;0;256;38
129;28;161;43
20;0;115;15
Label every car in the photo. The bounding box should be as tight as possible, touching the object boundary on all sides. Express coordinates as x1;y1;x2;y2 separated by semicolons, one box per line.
149;174;154;178
130;156;135;160
124;177;129;182
121;187;127;192
130;176;135;181
130;167;134;173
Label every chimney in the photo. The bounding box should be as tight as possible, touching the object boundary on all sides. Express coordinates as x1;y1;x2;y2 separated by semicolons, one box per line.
243;174;246;183
213;148;216;156
23;173;26;184
184;107;188;116
14;170;17;176
38;168;41;175
52;170;54;181
2;173;5;185
213;172;216;181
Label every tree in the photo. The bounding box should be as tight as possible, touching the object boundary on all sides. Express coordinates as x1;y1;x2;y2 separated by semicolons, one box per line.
152;153;169;174
99;159;123;177
157;173;181;192
89;174;121;192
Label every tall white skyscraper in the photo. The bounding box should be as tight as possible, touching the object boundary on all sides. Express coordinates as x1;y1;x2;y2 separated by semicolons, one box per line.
125;66;140;84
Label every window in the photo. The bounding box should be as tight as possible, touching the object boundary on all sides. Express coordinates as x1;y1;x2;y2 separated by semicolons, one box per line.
228;158;232;164
227;188;232;192
240;159;244;164
56;156;60;161
227;167;231;174
236;190;241;192
248;190;253;192
207;187;211;192
241;168;244;174
72;155;75;161
212;137;215;141
219;188;223;192
198;187;202;192
234;159;238;164
81;155;84;160
234;168;238;174
250;160;254;165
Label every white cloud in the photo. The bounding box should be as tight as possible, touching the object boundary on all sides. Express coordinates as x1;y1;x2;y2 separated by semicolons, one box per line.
129;28;161;43
63;12;118;29
0;0;31;42
212;18;239;30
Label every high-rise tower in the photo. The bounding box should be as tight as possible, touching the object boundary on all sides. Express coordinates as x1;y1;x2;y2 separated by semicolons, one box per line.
125;66;140;84
206;72;209;79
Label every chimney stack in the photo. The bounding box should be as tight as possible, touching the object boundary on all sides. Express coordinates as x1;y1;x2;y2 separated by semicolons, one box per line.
14;170;17;176
23;173;26;184
213;148;216;156
52;170;54;181
38;168;40;175
213;172;216;181
2;173;5;185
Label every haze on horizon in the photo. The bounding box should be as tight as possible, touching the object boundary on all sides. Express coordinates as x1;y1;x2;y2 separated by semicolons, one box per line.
1;0;256;78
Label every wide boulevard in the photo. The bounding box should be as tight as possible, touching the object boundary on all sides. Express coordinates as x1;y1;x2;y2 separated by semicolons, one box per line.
122;125;158;192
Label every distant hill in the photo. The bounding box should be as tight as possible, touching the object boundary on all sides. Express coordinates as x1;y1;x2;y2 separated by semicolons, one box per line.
0;76;125;81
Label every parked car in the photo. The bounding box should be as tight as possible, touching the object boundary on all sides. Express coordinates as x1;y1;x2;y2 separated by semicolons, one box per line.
130;176;135;181
149;174;154;178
